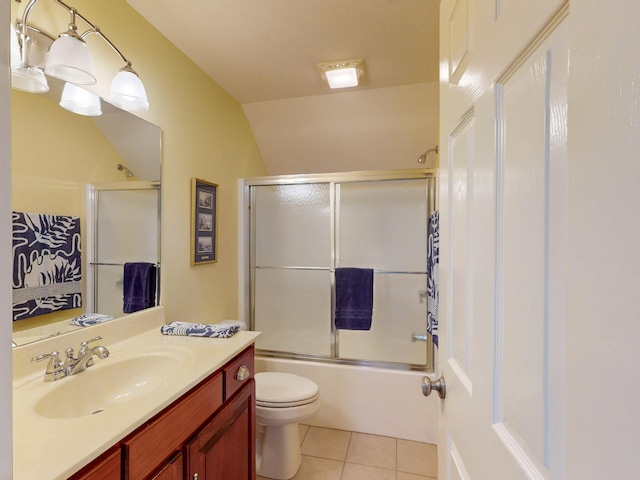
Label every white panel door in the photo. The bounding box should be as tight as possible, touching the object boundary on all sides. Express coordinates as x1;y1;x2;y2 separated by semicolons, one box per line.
438;0;640;478
438;0;569;478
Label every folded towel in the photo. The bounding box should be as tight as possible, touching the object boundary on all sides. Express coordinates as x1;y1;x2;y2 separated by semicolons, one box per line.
70;313;116;326
335;267;374;330
217;319;248;331
123;262;157;313
160;321;240;338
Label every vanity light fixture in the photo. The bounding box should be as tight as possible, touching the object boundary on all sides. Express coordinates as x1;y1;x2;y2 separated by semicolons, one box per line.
317;59;365;89
11;0;149;112
44;7;96;84
11;22;49;92
109;62;150;111
10;23;21;68
59;82;102;116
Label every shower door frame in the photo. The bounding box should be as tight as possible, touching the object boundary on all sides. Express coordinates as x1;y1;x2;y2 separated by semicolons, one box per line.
242;168;437;372
85;181;162;314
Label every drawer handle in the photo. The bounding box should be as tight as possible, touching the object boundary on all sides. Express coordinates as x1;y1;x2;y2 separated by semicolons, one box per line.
236;365;251;381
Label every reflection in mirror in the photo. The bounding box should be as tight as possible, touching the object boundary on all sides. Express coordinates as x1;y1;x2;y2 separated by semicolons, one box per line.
12;76;162;347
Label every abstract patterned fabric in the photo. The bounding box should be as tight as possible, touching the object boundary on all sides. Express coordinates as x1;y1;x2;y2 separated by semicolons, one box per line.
160;321;240;338
12;212;82;321
427;210;439;347
70;313;116;327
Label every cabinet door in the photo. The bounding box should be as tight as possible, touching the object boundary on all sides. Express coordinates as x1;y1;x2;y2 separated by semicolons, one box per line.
151;451;183;480
187;380;256;480
123;371;223;479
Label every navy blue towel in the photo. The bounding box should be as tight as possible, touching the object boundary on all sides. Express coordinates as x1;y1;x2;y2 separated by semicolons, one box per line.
123;262;157;313
335;268;374;330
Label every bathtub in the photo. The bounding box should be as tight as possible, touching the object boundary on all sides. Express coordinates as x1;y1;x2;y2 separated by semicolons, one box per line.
255;356;439;444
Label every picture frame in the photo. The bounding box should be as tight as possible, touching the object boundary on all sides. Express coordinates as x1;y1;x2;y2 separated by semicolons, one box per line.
191;178;218;265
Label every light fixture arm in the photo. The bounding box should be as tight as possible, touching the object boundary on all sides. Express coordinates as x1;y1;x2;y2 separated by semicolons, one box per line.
17;0;41;66
55;0;134;69
81;27;131;68
17;0;135;70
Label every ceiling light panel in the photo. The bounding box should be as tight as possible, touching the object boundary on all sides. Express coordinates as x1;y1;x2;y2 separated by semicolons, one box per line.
317;59;365;89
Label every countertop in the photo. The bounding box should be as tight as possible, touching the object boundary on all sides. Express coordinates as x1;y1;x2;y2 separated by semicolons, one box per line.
12;307;260;480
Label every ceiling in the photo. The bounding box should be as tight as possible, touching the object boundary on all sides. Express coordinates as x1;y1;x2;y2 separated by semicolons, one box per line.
127;0;440;175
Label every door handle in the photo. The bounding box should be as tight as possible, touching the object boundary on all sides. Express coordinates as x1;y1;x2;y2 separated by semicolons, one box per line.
422;374;446;399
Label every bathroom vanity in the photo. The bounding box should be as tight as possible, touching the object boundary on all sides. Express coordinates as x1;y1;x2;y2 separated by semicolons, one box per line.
71;345;255;479
12;307;259;480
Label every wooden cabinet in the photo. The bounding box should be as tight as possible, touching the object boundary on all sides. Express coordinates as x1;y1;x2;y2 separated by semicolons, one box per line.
68;446;121;480
122;370;224;479
185;379;256;479
71;345;255;480
151;452;183;480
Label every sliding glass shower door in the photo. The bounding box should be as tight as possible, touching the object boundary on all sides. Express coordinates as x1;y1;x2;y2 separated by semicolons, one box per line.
249;170;435;371
337;180;429;365
86;182;161;316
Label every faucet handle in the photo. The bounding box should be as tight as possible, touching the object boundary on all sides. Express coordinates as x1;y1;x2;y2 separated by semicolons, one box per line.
31;351;66;381
78;335;103;355
32;351;61;365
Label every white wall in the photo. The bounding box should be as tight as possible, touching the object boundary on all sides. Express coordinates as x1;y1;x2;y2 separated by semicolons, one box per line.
256;357;439;444
0;10;14;480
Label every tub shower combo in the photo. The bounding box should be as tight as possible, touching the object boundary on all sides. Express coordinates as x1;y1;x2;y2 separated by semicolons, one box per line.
243;169;437;372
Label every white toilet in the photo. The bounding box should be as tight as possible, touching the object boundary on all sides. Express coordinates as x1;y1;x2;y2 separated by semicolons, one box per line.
255;372;320;480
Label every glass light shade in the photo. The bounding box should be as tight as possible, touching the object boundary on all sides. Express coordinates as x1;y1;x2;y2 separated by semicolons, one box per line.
45;35;96;85
10;24;21;68
11;65;49;93
325;67;359;89
109;69;149;111
59;82;102;116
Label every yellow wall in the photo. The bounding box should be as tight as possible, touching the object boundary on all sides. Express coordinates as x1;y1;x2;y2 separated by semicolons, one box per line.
12;91;125;215
13;0;267;324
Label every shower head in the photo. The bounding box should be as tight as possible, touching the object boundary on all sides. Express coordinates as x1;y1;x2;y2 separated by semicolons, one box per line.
417;145;439;164
117;163;134;177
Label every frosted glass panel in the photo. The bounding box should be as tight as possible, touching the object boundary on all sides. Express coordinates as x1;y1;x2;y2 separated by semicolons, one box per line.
254;268;332;355
97;189;159;264
339;180;428;271
254;184;330;267
338;273;428;365
95;264;125;316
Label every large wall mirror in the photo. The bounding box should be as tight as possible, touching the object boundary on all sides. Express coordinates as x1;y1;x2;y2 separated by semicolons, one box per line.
12;76;162;347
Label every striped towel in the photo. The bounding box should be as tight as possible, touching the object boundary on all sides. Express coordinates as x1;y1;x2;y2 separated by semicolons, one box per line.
160;321;240;338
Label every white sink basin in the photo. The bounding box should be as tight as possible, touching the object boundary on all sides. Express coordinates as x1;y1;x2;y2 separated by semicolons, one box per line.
34;347;193;419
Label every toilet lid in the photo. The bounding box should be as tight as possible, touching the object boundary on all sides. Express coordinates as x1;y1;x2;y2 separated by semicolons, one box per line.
255;372;319;407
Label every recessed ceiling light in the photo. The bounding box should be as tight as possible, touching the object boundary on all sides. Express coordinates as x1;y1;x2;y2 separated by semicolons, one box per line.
317;59;365;89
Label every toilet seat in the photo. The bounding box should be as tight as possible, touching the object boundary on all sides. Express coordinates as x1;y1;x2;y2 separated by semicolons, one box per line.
255;372;319;408
254;372;321;479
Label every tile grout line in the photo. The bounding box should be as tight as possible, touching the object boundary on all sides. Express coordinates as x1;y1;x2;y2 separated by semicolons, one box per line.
339;431;353;479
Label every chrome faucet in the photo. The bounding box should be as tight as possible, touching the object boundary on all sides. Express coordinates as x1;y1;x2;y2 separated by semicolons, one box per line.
32;336;110;382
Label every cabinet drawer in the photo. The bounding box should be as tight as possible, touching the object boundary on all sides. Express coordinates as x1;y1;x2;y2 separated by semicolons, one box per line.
224;345;254;400
123;371;223;479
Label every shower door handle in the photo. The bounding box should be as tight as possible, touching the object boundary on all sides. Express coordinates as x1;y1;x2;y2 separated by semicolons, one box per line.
422;374;446;399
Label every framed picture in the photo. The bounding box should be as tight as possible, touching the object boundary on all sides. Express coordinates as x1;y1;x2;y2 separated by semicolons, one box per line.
191;178;218;265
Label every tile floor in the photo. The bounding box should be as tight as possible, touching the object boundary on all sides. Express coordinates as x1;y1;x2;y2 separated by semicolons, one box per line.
257;425;438;480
